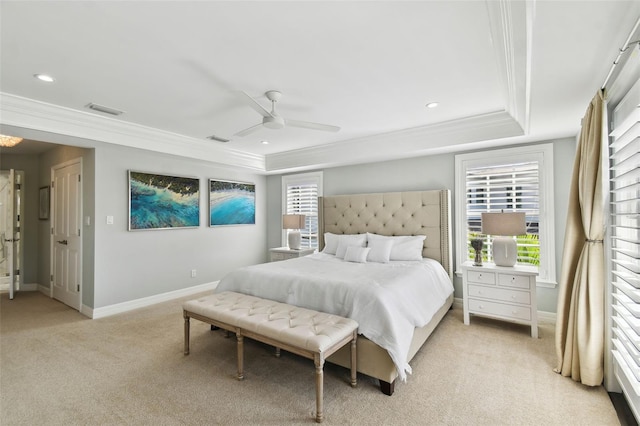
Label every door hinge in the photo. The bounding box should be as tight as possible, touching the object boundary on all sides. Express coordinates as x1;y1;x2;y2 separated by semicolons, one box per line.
78;175;81;182
51;181;54;188
50;275;53;282
77;285;80;292
50;228;53;235
15;269;19;275
78;229;81;236
15;184;21;189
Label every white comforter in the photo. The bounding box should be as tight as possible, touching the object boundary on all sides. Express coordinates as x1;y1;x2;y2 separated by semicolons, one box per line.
215;253;453;381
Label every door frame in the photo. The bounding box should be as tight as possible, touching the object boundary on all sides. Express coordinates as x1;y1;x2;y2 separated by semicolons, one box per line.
49;157;83;311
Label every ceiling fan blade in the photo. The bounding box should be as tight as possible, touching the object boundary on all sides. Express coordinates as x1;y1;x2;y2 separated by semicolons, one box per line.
286;119;340;132
237;91;272;118
233;123;263;137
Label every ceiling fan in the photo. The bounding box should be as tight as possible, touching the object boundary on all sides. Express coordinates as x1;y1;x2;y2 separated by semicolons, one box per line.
233;90;340;137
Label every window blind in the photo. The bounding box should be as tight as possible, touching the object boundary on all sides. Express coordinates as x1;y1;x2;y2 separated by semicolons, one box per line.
610;79;640;416
465;161;541;266
286;182;319;249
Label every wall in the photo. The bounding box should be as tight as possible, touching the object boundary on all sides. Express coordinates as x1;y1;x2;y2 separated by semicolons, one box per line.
91;143;267;309
2;127;267;311
267;137;576;313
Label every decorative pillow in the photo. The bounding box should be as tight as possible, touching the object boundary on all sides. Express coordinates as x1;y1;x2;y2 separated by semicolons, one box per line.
367;233;426;261
344;246;371;263
367;239;394;263
323;233;367;256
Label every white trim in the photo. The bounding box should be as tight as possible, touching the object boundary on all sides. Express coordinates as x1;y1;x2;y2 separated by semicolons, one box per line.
454;143;556;283
91;281;219;319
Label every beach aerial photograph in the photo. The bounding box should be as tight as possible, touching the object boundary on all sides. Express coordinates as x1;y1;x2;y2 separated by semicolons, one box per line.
209;179;255;226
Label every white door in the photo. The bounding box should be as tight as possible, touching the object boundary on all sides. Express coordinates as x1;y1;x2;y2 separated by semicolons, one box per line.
51;161;82;310
0;170;15;298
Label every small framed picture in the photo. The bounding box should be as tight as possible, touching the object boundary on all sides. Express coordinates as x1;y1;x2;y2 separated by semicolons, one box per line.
209;179;256;226
39;186;50;220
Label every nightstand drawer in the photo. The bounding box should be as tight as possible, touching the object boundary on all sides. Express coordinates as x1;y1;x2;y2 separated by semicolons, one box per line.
498;273;531;289
468;299;532;321
466;270;496;285
468;285;531;304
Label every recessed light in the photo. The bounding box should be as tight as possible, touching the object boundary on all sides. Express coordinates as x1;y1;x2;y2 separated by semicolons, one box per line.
34;73;55;83
426;102;439;108
261;140;269;145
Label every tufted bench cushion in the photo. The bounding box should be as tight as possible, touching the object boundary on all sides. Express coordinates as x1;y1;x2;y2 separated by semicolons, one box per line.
183;291;358;423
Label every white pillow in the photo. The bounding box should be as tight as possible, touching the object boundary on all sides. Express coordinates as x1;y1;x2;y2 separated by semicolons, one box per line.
323;233;367;256
367;239;394;263
344;246;371;263
367;233;426;261
322;233;340;255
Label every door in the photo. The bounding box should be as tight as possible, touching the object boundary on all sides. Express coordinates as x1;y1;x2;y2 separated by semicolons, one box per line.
51;160;82;310
0;170;15;298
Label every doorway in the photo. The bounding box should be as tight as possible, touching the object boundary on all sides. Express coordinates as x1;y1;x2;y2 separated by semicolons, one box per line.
51;159;82;310
0;169;24;299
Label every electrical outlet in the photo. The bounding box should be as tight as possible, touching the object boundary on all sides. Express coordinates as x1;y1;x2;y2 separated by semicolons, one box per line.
191;269;197;278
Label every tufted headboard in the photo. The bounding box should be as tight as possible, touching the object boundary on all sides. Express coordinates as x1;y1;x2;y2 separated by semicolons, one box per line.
318;190;453;278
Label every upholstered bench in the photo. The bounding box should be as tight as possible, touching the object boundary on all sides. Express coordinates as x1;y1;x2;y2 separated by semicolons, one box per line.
183;291;358;423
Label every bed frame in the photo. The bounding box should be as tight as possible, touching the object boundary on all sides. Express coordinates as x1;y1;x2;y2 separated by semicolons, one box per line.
318;190;453;395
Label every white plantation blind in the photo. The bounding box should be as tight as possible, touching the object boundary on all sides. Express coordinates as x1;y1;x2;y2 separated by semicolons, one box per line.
283;172;322;249
466;161;541;266
610;78;640;416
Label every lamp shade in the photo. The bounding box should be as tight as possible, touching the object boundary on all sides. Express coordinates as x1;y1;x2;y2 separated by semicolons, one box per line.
481;212;526;236
283;214;306;230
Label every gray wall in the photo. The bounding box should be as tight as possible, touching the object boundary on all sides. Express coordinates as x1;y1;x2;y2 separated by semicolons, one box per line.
2;128;267;310
267;137;576;313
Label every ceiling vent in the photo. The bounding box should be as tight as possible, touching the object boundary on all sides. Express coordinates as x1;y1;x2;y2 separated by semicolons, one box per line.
206;134;230;143
85;102;124;116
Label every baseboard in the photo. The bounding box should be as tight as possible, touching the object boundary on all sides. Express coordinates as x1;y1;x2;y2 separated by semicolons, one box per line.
91;281;219;319
453;296;556;324
0;283;40;292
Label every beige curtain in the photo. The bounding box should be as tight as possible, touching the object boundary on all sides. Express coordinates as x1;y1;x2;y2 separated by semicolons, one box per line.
554;90;606;386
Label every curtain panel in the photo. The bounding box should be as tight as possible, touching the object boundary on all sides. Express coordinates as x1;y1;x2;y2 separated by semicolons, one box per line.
555;90;606;386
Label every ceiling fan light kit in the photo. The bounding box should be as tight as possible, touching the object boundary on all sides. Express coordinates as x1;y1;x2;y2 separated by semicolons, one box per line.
232;90;340;137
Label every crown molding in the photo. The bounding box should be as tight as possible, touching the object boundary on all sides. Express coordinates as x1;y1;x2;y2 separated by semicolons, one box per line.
265;110;524;173
485;0;529;132
0;93;265;171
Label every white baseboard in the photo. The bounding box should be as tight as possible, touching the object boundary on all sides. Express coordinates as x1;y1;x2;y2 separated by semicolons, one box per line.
91;281;219;319
452;297;556;324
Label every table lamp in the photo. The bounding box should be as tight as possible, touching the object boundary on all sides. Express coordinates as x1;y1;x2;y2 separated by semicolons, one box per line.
481;212;526;267
283;214;306;250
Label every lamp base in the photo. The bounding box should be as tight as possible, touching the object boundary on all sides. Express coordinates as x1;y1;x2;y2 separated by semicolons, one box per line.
287;230;301;250
492;236;517;267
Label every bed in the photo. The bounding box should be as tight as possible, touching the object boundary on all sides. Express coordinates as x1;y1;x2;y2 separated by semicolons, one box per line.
216;190;454;395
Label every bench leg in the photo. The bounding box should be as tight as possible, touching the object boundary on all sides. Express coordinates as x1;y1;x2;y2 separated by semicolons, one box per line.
275;347;281;358
183;312;190;355
350;332;357;388
314;354;324;423
236;331;244;381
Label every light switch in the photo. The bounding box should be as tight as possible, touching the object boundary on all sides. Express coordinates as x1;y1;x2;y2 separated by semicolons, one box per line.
106;216;114;225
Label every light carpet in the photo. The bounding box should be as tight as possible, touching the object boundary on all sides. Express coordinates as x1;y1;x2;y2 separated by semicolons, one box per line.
0;291;619;425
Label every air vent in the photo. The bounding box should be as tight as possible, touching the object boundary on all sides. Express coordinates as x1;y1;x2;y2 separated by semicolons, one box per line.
85;103;124;116
206;135;230;143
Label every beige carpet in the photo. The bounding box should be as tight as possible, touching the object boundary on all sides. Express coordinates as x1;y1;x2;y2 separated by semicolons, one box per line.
0;291;619;425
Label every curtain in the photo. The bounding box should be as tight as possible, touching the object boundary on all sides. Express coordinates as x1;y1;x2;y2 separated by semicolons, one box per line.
554;90;606;386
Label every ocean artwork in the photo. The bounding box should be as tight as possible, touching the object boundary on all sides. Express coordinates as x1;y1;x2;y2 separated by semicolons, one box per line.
129;171;200;230
209;179;255;226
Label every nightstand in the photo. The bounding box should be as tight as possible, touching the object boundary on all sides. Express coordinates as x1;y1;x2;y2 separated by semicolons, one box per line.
462;261;539;338
269;247;315;262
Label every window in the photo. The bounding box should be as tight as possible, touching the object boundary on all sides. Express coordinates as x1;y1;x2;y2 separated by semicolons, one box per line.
455;144;556;284
609;78;640;412
282;172;323;249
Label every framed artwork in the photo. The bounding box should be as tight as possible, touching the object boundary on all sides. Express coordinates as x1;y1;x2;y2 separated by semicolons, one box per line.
39;186;50;220
209;179;255;226
128;171;200;231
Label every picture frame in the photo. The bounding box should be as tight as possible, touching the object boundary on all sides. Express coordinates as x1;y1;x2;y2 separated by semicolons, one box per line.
209;179;256;226
128;171;200;231
39;186;50;220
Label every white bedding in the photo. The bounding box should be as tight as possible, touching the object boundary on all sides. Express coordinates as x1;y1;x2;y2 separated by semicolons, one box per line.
215;252;453;381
